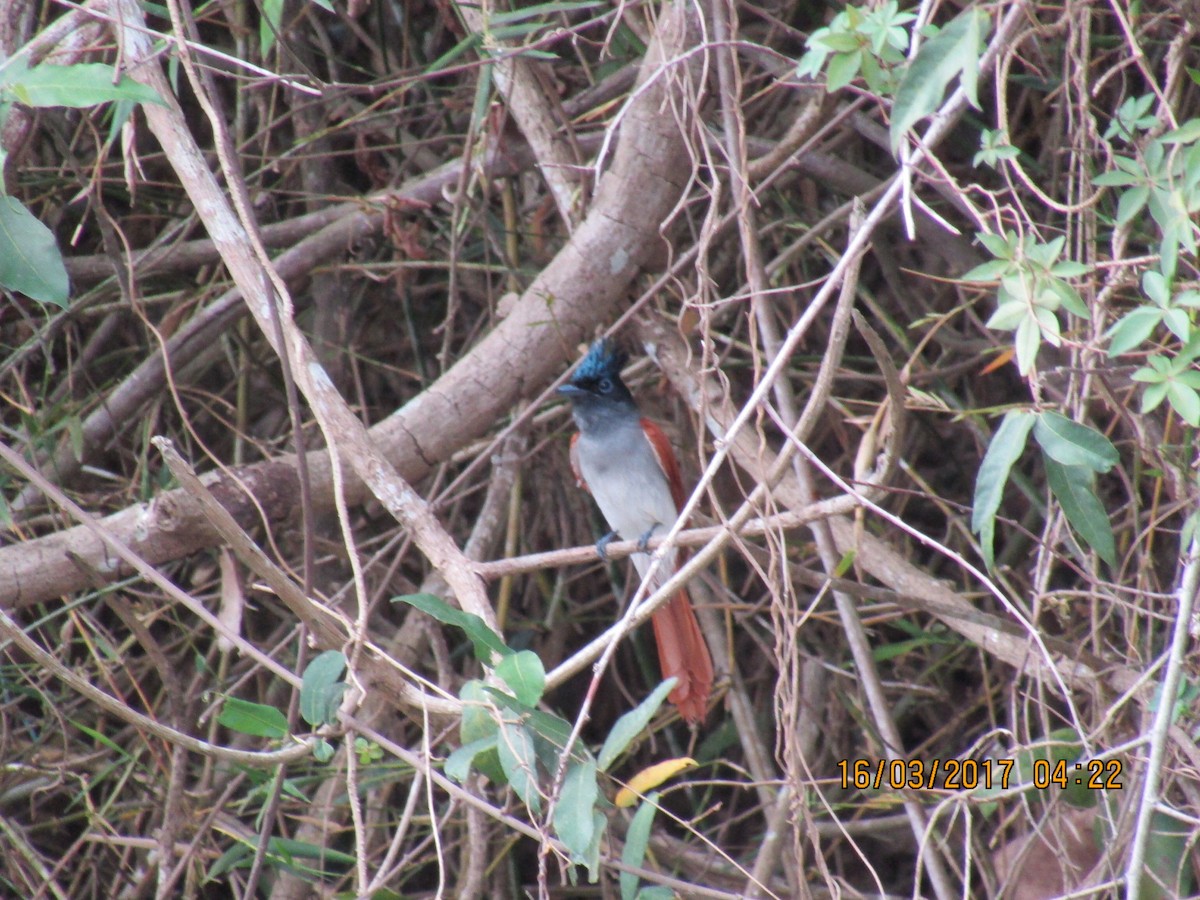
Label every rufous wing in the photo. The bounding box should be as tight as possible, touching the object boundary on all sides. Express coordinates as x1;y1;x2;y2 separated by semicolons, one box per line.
639;418;713;723
639;417;687;511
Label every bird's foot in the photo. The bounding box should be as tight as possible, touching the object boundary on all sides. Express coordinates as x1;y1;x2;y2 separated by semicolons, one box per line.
636;524;663;553
595;531;619;560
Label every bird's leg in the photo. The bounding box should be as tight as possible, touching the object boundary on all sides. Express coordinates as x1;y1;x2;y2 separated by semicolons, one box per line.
595;531;619;560
636;523;663;553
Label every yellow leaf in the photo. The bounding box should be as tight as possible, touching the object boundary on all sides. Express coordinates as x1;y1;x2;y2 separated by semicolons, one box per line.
614;757;698;808
980;348;1014;375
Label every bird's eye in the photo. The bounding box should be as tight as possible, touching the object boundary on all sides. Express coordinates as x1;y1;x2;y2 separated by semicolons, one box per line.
597;377;613;393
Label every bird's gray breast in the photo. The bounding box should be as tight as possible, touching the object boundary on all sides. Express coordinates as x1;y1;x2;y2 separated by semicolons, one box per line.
575;421;680;551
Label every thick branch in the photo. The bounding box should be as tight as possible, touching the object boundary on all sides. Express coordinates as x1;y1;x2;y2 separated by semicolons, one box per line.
0;1;698;609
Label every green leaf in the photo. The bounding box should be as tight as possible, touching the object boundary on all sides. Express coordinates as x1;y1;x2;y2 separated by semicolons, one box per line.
69;719;127;757
495;650;546;707
1143;270;1170;305
584;810;606;881
977;231;1015;259
524;709;578;771
490;21;563;42
1092;169;1140;187
1163;307;1191;342
598;679;677;772
354;736;382;764
821;32;864;53
872;627;956;662
1014;312;1042;374
312;738;335;762
66;414;84;462
1175;333;1200;363
1160;223;1181;280
1036;306;1062;342
1136;355;1171;381
457;682;506;783
1148;676;1200;722
1115;184;1150;226
1050;260;1090;278
833;549;856;577
1140;808;1197;899
961;259;1012;282
0;55;31;89
265;836;356;865
498;720;542;814
394;593;510;664
825;50;862;92
445;735;499;782
1186;143;1200;193
1166;381;1200;426
986;299;1028;331
1107;307;1163;355
1161;120;1200;144
1140;380;1168;413
489;0;606;25
1032;412;1119;473
858;50;890;95
973;133;1020;168
1047;278;1089;318
207;843;251;880
515;49;560;61
972;410;1035;569
299;650;347;728
260;0;284;55
1030;235;1065;268
208;834;356;879
459;680;498;742
795;50;829;80
620;792;659;900
9;63;164;108
554;758;600;873
1043;457;1116;568
890;8;984;151
218;696;289;739
0;195;69;305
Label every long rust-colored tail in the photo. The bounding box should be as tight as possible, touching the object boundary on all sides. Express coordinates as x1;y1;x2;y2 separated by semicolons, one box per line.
650;587;713;724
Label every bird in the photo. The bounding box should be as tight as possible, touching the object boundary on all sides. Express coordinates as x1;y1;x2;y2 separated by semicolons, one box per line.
558;338;714;724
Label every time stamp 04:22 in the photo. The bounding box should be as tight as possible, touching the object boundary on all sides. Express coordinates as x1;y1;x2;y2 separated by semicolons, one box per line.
836;757;1125;792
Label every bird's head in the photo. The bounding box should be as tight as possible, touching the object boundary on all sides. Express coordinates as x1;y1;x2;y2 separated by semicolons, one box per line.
558;339;636;417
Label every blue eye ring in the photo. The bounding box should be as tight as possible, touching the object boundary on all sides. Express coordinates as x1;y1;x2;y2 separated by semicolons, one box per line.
598;376;613;393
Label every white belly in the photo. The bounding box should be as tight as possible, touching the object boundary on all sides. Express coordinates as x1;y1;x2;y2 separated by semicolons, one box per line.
575;425;680;584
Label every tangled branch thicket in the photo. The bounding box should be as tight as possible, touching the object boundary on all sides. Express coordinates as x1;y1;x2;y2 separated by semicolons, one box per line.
2;0;1198;897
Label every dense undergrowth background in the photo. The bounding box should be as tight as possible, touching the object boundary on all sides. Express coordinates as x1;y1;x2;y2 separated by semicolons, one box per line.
1;0;1199;897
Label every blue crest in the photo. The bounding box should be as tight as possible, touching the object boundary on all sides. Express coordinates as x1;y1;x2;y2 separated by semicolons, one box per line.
573;339;626;383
